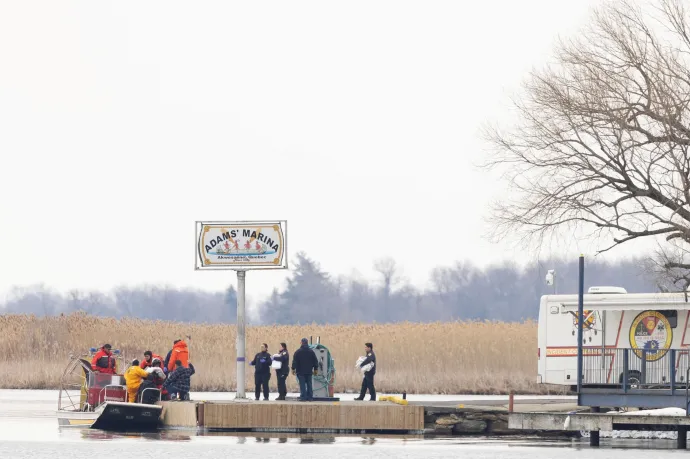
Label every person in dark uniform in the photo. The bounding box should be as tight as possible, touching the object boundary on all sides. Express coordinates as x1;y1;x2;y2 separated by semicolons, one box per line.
355;342;376;401
274;342;290;400
250;343;272;401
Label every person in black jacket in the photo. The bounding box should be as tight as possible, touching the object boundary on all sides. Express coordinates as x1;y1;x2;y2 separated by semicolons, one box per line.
250;343;272;401
274;342;289;401
291;338;318;401
355;342;376;401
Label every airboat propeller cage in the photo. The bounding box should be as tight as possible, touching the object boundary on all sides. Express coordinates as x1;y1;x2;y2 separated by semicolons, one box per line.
59;350;127;413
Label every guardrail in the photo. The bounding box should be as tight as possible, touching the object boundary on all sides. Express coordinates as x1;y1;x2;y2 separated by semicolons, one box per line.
138;388;161;404
98;384;127;405
582;348;690;389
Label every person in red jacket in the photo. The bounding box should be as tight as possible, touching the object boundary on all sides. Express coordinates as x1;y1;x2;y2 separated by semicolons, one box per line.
140;350;163;370
91;344;117;374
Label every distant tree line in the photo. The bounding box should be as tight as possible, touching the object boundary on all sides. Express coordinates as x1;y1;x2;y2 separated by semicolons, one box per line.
0;253;659;324
1;285;238;324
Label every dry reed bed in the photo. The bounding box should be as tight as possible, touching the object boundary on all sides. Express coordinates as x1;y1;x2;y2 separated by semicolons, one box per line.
0;313;556;394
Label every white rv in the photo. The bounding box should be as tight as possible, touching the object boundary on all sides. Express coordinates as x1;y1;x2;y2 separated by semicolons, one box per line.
538;287;690;389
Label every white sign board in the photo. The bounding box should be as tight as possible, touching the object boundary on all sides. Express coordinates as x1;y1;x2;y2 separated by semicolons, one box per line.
195;221;287;270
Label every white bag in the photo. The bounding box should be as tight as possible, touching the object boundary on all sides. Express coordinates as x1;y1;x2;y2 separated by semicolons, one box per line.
355;356;365;369
271;360;282;370
355;356;374;374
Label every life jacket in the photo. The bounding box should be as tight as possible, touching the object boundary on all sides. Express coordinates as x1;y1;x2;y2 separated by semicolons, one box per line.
167;341;189;372
140;354;163;370
91;348;116;374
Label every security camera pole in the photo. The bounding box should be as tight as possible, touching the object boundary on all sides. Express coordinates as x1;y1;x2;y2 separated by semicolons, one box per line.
195;221;288;399
545;269;556;294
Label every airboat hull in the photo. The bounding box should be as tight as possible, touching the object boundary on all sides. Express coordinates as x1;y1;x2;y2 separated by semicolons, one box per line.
57;401;163;430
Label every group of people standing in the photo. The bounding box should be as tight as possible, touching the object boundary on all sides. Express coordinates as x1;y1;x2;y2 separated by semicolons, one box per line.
89;338;379;403
250;339;377;402
90;340;196;404
250;340;317;401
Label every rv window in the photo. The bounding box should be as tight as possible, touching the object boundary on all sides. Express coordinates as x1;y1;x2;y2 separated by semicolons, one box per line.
659;310;678;328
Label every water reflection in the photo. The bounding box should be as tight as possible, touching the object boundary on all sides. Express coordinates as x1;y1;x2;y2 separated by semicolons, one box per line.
76;428;192;442
199;430;423;444
296;436;336;444
67;426;425;446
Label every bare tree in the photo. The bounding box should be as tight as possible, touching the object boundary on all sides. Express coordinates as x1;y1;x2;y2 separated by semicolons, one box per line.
373;257;402;298
484;0;690;288
644;239;690;297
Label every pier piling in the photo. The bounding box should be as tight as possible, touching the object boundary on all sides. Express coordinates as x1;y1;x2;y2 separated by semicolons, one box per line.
678;427;688;449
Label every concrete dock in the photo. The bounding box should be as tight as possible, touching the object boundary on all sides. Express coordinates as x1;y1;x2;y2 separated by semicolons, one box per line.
509;411;690;449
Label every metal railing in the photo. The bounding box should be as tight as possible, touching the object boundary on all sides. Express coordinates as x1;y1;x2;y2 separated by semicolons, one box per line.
138;388;162;405
98;384;127;405
582;348;690;389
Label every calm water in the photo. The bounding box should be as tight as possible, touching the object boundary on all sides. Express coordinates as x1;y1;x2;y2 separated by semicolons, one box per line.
0;390;686;458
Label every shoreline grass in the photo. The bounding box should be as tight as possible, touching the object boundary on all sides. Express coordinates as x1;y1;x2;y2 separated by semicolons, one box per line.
0;313;566;395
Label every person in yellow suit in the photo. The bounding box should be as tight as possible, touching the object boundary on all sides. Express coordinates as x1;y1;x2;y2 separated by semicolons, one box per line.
124;359;149;403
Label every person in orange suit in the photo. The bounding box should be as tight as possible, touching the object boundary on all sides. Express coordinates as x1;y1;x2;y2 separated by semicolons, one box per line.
167;339;189;373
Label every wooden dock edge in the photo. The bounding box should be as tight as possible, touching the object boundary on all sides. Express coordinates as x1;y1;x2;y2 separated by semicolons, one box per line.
159;401;425;434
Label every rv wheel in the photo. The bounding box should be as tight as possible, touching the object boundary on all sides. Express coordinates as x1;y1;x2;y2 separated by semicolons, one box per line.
620;370;642;389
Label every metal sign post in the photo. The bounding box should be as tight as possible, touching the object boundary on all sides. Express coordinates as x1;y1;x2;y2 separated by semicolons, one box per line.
577;254;585;395
195;221;288;400
236;270;246;398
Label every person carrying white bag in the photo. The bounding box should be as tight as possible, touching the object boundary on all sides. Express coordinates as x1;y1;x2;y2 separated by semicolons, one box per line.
272;342;290;401
354;342;376;401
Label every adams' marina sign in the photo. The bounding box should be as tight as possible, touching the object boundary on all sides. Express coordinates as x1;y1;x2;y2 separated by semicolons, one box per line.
195;221;287;270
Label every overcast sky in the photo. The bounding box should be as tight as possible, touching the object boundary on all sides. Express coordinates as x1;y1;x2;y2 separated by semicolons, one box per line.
3;0;647;302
